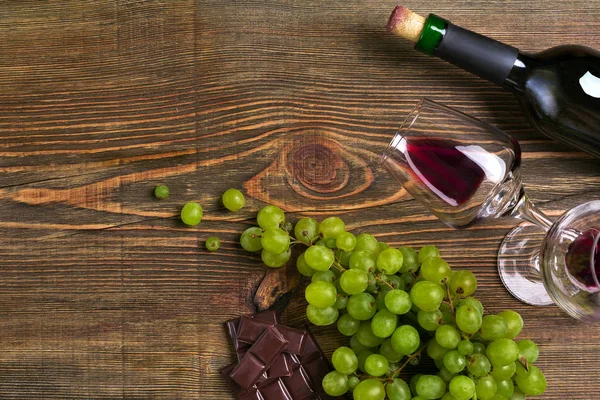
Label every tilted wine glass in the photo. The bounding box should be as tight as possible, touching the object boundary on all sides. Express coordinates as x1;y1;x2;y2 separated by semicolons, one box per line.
380;98;600;322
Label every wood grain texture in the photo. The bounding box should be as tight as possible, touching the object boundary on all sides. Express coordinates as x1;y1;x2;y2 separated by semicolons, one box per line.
0;0;599;398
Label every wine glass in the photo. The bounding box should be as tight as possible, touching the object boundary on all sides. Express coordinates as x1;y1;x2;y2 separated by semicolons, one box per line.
380;98;600;322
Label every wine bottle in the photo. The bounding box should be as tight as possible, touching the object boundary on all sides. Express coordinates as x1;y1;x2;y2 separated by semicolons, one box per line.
387;6;600;158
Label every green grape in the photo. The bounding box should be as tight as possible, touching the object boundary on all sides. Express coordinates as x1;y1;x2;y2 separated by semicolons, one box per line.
261;228;290;254
311;270;336;283
340;269;369;295
417;309;443;331
410;374;423;395
181;202;203;226
439;304;455;325
319;216;346;239
497;310;523;339
517;339;539;364
486;339;519;366
296;253;316;277
356;321;385;347
337;313;360;336
387;378;411;400
322;371;348;396
305;281;337;308
476;375;497;400
472;341;486;355
294;217;319;244
353;379;385;400
379;339;403;363
438;366;456;382
457;340;474;356
332;346;358;374
385;289;412;315
391;325;420;355
443;350;466;374
347;293;377;321
376;248;404;275
467;354;492;377
427;338;450;360
315;239;326;246
389;274;405;290
339;250;353;267
416;375;447;400
335;294;349;309
371;309;398;338
410;281;444;312
420;257;451;285
336;232;357;251
325;237;337;248
399;247;419;273
350;335;372;354
348;376;360;390
455;304;483;334
350;250;377;273
283;221;293;233
441;393;458;400
479;315;509;341
449;375;476;400
378;242;390;253
418;245;440;263
357;349;374;372
457;297;483;315
355;233;379;255
304;245;334;271
306;305;338;326
154;184;169;199
257;205;285;229
205;236;220;252
448;270;477;297
261;248;291;267
401;272;416;288
496;379;514;398
490;395;509;400
436;325;461;349
365;354;389;377
490;362;516;381
434;358;445;370
240;227;263;252
515;365;546;396
222;188;245;211
375;288;391;311
510;388;526;400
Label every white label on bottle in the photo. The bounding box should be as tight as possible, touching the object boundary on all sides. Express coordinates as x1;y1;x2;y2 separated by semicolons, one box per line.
579;71;600;98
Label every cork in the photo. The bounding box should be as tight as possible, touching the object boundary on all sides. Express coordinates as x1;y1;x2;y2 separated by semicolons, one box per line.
386;6;426;43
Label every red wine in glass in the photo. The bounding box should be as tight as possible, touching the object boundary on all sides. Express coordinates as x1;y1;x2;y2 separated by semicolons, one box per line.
565;228;600;292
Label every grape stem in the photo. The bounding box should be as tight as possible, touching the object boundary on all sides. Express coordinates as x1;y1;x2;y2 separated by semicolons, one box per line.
444;282;455;314
389;343;427;382
374;275;394;291
331;261;347;273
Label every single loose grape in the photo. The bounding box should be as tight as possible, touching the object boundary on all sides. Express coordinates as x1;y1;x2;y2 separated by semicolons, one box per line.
420;257;451;285
426;338;450;360
306;305;338;326
410;281;445;312
154;184;169;199
490;362;516;381
486;339;519;367
356;321;385;348
321;371;348;396
449;375;476;400
449;270;477;297
386;378;411;400
355;233;379;255
305;281;337;308
304;246;334;271
332;346;358;375
496;379;514;398
476;375;497;400
340;269;369;295
479;315;509;341
467;354;492;377
385;289;412;315
337;313;360;336
294;217;319;244
318;216;346;239
391;325;420;355
417;309;443;331
436;325;461;349
240;227;263;252
379;339;403;363
205;236;220;252
455;305;483;334
517;339;539;364
261;228;290;254
296;253;316;277
497;310;523;339
457;340;474;356
336;232;357;251
349;250;376;273
376;248;404;275
257;205;285;229
221;188;245;211
353;379;385;400
181;202;203;226
261;248;291;267
399;246;419;273
347;293;377;321
364;354;389;377
418;245;440;263
443;350;466;374
371;309;398;338
416;375;447;400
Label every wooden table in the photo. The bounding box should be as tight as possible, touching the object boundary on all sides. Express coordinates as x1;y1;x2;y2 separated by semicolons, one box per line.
1;1;599;399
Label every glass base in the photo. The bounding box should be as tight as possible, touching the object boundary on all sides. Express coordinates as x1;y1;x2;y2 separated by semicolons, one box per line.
497;222;554;306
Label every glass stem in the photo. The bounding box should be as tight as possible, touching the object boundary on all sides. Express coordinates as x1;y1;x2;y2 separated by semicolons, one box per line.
508;194;553;231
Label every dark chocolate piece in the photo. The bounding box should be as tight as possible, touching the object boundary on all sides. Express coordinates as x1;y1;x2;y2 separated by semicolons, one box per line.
280;366;316;400
221;364;264;400
237;316;307;355
230;326;288;389
227;310;280;361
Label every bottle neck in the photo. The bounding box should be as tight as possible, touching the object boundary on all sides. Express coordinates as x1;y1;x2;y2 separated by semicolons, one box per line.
503;53;537;93
416;14;520;86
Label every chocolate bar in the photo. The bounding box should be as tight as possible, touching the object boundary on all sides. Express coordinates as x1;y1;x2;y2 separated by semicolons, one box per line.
230;326;288;389
226;310;280;361
237;316;307;355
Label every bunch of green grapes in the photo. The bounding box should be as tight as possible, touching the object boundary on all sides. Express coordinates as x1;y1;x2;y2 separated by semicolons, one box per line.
240;208;547;400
